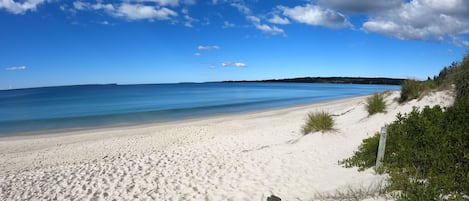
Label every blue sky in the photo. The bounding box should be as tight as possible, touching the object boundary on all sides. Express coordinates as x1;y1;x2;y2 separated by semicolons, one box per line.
1;0;469;89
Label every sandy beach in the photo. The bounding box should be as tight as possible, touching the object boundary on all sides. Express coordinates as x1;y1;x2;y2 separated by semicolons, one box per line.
0;90;454;201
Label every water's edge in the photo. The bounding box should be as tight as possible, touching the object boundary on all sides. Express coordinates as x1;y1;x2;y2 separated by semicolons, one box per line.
0;83;399;137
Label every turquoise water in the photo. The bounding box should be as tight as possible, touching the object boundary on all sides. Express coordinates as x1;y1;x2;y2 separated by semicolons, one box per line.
0;82;399;136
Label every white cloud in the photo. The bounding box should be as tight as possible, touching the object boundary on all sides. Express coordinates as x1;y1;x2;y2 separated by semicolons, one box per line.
181;8;197;27
362;0;469;40
421;0;469;16
194;52;201;56
227;2;285;36
198;45;219;50
246;16;260;24
72;1;115;11
131;0;195;6
73;1;87;10
131;0;180;7
0;0;46;14
222;62;246;67
463;41;469;47
450;36;469;47
222;21;235;28
183;16;195;27
247;15;285;36
5;65;26;71
254;23;285;36
230;2;250;14
71;1;177;21
91;3;115;11
158;0;179;6
318;0;402;13
280;4;351;29
268;15;290;25
115;3;177;20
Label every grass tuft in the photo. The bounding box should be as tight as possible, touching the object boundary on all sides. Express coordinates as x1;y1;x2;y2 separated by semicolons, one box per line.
313;180;388;201
366;93;386;115
302;111;334;134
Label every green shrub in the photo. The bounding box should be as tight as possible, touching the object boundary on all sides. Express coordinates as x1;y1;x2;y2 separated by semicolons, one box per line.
366;93;386;115
398;53;468;103
344;53;469;200
456;54;469;99
341;103;469;200
340;133;380;171
399;79;423;103
302;111;334;134
434;62;460;89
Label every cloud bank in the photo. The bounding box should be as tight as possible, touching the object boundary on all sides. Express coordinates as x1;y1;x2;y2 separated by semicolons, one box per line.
361;0;469;41
317;0;402;13
276;0;469;43
1;0;468;44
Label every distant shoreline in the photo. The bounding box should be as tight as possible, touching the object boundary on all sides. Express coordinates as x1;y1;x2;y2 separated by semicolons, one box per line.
224;77;406;85
2;77;405;91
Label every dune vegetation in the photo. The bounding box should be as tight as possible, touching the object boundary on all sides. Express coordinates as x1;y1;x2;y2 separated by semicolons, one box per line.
341;53;469;200
366;93;386;115
302;111;335;134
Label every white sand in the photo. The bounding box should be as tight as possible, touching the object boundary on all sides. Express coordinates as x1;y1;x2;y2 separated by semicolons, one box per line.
0;90;454;201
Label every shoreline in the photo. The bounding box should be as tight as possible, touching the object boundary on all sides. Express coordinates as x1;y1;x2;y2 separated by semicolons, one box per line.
0;90;454;200
0;83;400;137
0;94;375;140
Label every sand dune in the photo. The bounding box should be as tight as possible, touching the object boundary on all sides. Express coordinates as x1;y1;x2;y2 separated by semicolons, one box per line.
0;90;454;200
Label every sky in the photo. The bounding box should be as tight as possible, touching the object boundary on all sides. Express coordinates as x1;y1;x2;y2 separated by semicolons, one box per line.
1;0;469;89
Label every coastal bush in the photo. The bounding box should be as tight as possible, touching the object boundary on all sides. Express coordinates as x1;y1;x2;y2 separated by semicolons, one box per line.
340;133;380;171
455;54;469;99
341;103;469;200
434;62;460;89
399;54;468;103
302;111;334;134
366;93;386;115
343;53;469;200
399;79;422;103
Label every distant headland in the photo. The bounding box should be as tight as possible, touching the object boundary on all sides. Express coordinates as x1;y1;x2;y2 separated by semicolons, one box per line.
223;77;406;85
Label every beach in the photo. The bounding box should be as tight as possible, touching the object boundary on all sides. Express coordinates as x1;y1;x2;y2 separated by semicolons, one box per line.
0;90;454;200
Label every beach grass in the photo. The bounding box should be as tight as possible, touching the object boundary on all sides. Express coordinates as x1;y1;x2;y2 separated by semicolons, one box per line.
302;111;334;134
366;93;386;115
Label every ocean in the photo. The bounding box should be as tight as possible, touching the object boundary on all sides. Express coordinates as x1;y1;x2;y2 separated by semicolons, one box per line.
0;82;399;136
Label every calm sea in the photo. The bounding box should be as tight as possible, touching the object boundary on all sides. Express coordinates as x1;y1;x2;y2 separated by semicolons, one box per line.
0;82;399;136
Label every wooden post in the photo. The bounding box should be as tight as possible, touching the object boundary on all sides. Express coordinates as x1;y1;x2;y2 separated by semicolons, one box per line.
376;126;387;169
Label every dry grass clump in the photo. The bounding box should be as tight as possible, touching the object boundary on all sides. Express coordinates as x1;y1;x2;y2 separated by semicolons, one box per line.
302;111;334;134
